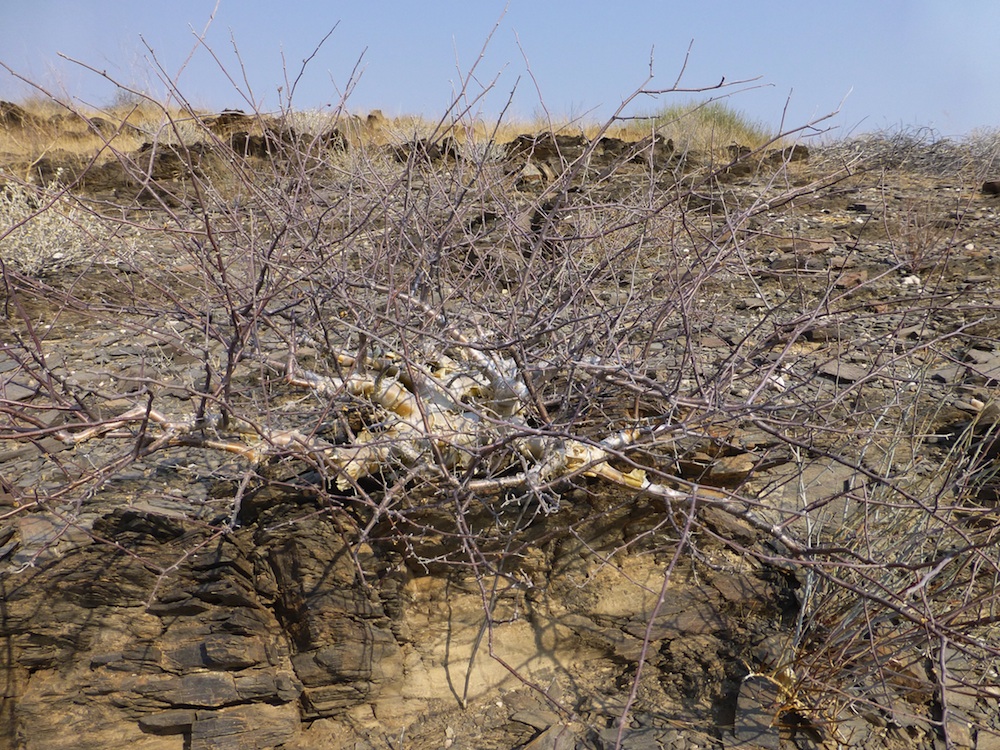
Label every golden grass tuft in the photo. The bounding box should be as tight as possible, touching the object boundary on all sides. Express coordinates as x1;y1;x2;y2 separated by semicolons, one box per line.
626;99;778;155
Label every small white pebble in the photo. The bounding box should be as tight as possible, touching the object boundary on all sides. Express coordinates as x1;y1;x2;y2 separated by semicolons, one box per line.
901;275;922;287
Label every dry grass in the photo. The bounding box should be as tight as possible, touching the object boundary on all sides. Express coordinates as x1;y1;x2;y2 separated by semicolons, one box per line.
626;99;778;155
0;99;148;162
1;95;783;164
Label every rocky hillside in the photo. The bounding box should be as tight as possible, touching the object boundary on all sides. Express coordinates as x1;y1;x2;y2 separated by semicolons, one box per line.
2;107;1000;750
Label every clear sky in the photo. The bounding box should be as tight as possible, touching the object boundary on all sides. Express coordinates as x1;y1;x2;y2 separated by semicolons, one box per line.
1;1;998;138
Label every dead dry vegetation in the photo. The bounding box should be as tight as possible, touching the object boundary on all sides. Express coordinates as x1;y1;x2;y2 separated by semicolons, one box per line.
3;49;1000;750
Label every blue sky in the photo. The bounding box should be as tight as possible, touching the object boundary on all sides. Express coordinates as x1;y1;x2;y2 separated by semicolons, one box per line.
1;1;998;138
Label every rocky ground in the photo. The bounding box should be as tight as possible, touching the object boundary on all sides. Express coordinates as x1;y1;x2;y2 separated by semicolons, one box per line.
2;112;1000;750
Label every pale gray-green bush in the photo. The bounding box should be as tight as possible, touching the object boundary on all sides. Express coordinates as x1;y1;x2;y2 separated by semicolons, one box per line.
0;183;112;276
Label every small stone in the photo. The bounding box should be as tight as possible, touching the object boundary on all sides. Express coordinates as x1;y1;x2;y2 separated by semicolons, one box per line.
939;645;980;714
806;325;842;342
511;709;560;731
696;334;730;349
711;573;769;606
930;364;965;384
817;360;869;383
976;401;1000;424
964;350;1000;384
946;719;974;749
520;723;577;750
834;269;868;288
1;380;37;402
835;714;874;747
517;161;546;187
897;324;930;340
768;254;824;273
700;506;757;545
707;453;757;484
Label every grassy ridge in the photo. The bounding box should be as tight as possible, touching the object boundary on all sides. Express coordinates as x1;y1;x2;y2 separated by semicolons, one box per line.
0;96;779;165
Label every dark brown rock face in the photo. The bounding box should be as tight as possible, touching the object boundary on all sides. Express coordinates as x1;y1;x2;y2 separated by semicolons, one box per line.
207;110;256;137
0;505;399;750
505;132;590;164
228;131;275;158
0;487;783;749
265;524;403;718
0;102;33;128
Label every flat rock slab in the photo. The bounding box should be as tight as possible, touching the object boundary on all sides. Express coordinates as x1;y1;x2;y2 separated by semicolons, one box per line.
520;724;577;750
191;703;300;750
965;349;1000;384
726;675;782;750
817;359;870;383
0;379;37;402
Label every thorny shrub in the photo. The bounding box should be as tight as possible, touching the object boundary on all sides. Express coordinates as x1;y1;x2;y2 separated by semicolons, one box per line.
3;38;1000;749
0;181;118;276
